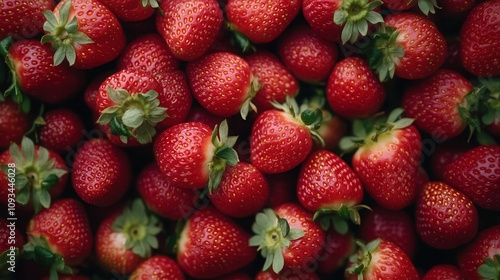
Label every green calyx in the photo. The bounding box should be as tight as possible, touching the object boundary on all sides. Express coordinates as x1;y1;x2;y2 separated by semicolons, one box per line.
96;86;168;145
345;238;381;279
478;254;500;280
41;0;94;66
1;36;31;112
142;0;160;8
111;199;162;258
207;120;239;194
334;0;384;44
240;76;260;120
313;204;372;234
249;208;305;274
417;0;439;15
0;137;67;213
226;22;257;53
22;235;73;280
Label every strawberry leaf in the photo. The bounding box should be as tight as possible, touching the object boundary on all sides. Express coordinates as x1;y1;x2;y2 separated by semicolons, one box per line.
334;0;383;44
478;254;500;280
418;0;439;15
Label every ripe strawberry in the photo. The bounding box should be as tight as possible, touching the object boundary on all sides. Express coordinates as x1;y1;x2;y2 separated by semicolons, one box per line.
129;255;185;280
315;110;348;152
41;0;126;69
422;264;466;280
255;270;320;280
0;137;68;213
39;108;84;154
0;98;29;149
186;51;259;119
366;12;447;80
95;69;168;145
71;138;132;207
0;0;55;40
155;0;223;61
415;181;478;249
23;198;92;277
345;239;419;280
265;170;299;208
95;199;162;274
154;120;239;190
209;162;269;218
439;0;477;16
428;137;471;181
443;145;500;211
176;206;256;278
249;203;325;275
341;108;422;210
317;230;355;275
459;0;500;77
381;0;416;11
326;56;386;119
98;0;158;22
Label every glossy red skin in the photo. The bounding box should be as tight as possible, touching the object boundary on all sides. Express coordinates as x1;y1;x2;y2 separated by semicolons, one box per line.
415;182;478;250
155;0;223;61
255;270;320;280
27;198;92;266
402;69;472;139
153;122;213;189
297;149;364;212
460;0;500;76
98;0;155;22
0;0;55;39
51;0;126;69
39;108;84;154
250;110;313;174
8;39;87;104
129;255;185;280
382;0;416;10
226;0;301;44
277;24;338;83
422;264;465;280
318;230;355;275
302;0;343;42
177;206;256;279
137;163;199;220
314;113;347;152
457;225;500;280
0;99;29;149
187;52;254;118
443;145;500;211
0;218;25;253
245;50;299;112
71;138;132;207
352;125;422;210
326;56;386;119
385;12;447;80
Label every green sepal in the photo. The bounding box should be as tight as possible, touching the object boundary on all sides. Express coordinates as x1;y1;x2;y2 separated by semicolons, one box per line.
240;77;260;120
345;238;381;278
227;22;256;53
478;254;500;280
22;235;73;279
363;26;404;82
333;0;384;44
417;0;440;15
313;204;371;233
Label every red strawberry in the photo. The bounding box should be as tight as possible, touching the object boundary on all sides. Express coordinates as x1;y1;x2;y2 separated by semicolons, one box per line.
176;206;256;278
41;0;126;69
415;181;478;249
209;161;269;218
317;230;355;275
95;199;162;274
71;138;132;207
265;170;299;208
249;203;325;275
98;0;158;22
422;264;466;280
381;0;416;11
186;51;259;119
0;0;55;40
315;110;347;152
459;0;500;77
0;98;29;149
39;108;84;154
155;0;223;61
345;239;419;280
326;56;386;119
443;145;500;211
255;270;320;280
439;0;477;17
23;198;92;277
428;137;471;181
129;255;185;280
457;225;500;280
0;137;68;213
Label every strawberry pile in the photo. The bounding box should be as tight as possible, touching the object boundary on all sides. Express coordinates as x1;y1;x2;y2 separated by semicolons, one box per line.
1;0;500;279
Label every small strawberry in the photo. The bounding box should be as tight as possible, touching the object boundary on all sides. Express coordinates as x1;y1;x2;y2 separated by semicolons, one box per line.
39;108;84;154
98;0;159;22
129;255;185;280
317;230;355;275
71;138;132;207
155;0;223;61
175;206;256;278
0;98;29;149
415;181;478;250
41;0;126;69
422;264;466;280
0;0;55;40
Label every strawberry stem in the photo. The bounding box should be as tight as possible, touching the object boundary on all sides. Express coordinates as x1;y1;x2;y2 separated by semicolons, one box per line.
22;235;73;279
364;26;405;82
334;0;384;44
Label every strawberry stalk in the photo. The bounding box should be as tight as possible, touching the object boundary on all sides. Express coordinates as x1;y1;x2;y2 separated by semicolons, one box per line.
346;238;381;278
313;204;371;234
478;254;500;280
22;235;73;280
240;76;260;120
417;0;439;15
333;0;383;44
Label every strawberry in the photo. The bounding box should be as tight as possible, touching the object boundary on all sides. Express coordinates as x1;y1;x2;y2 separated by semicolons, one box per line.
255;270;320;280
0;137;68;213
340;108;422;210
381;0;417;11
95;199;162;274
23;198;92;277
415;181;478;250
249;203;325;275
428;137;471;181
41;0;126;69
443;145;500;211
265;170;299;208
345;239;419;280
326;56;386;119
439;0;477;17
71;138;132;207
0;0;55;40
365;12;447;81
153;120;239;190
402;68;473;140
317;230;355;275
95;69;168;145
457;225;500;280
459;0;500;77
176;206;256;278
422;264;466;280
39;108;84;154
155;0;223;61
98;0;158;22
0;98;29;149
209;161;269;218
129;255;185;280
315;110;348;152
186;51;259;119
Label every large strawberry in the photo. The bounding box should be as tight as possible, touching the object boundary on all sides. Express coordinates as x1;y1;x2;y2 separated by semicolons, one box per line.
41;0;126;69
0;98;29;149
0;0;55;40
98;0;159;22
129;255;185;280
